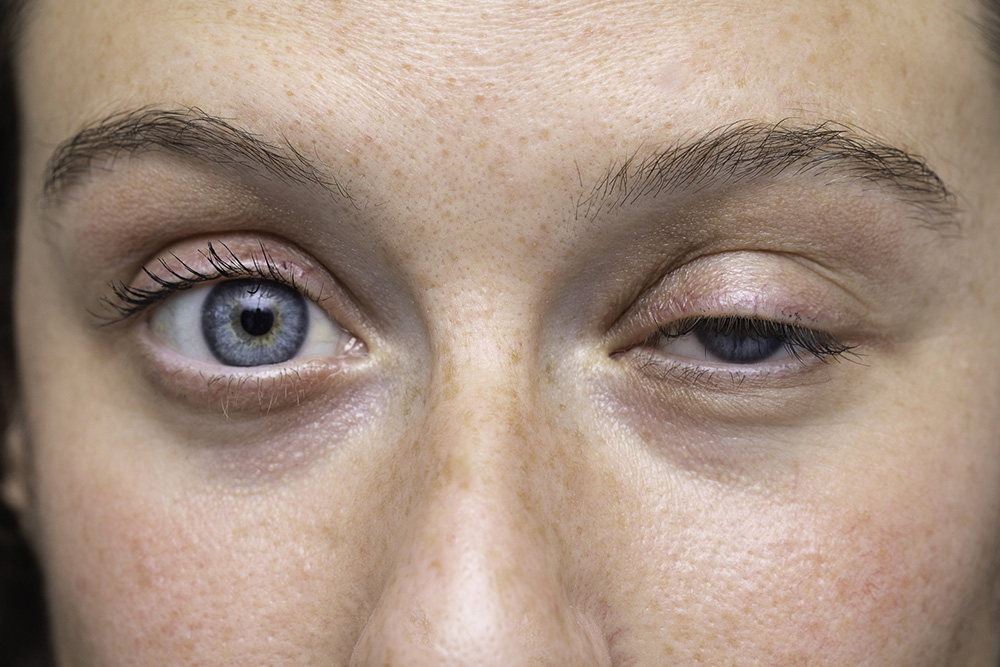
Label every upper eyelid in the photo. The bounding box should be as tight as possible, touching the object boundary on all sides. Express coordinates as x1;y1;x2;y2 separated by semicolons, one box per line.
96;241;312;325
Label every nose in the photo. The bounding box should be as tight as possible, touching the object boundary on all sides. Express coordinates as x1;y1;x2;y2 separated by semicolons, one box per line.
349;383;611;666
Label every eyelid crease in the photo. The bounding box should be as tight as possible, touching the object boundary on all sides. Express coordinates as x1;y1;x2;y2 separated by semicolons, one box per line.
95;240;307;325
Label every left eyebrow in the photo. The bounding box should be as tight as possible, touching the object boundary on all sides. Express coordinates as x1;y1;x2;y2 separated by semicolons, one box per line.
42;106;355;205
577;120;961;232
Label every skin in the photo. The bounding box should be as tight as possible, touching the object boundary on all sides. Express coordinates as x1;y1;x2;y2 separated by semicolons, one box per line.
4;0;1000;664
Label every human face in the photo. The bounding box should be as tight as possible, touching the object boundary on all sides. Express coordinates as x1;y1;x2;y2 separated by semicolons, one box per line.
6;0;1000;664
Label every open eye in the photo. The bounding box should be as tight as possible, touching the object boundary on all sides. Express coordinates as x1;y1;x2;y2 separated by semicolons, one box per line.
150;278;360;366
653;316;854;366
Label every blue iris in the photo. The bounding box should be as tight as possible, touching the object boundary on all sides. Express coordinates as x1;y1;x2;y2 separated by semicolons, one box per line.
201;279;308;366
694;320;784;364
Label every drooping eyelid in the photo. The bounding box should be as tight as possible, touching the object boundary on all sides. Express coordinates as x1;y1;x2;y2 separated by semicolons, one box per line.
606;251;870;352
611;286;835;353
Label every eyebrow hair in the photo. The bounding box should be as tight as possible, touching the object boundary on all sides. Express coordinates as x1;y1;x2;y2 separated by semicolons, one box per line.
43;106;354;204
44;110;958;234
576;120;960;231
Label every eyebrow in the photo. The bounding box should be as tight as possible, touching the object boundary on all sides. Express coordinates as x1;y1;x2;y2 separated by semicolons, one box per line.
43;106;354;205
44;110;958;233
576;120;960;231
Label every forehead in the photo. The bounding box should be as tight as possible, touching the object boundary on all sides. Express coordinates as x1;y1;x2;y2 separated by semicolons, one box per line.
18;0;984;143
15;0;1000;266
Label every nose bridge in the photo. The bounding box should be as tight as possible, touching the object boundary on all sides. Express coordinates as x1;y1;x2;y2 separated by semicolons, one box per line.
349;347;610;665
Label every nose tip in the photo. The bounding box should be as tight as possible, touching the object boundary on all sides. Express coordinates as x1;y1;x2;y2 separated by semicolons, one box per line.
349;479;611;666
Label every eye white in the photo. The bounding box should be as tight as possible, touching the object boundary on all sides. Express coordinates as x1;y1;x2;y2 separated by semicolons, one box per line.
149;282;354;365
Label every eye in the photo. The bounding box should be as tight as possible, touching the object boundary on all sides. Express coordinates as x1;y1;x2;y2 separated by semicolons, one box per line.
653;316;855;366
150;278;359;366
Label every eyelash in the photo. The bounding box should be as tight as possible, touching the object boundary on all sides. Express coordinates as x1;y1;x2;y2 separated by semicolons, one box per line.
105;246;858;388
100;241;306;322
652;315;858;364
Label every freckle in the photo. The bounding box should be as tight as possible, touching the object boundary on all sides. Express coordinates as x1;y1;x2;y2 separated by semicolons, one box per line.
226;8;236;18
286;90;295;97
474;93;485;104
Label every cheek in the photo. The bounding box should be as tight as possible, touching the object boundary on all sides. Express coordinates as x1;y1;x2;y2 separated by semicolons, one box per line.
592;451;1000;665
588;501;982;665
37;484;315;663
30;434;386;666
725;508;945;656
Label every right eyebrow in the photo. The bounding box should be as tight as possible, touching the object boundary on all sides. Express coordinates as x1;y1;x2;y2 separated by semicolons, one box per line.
43;106;355;205
577;120;961;233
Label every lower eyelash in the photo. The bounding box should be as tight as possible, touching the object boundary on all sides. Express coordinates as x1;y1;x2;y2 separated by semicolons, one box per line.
636;358;760;388
98;241;299;324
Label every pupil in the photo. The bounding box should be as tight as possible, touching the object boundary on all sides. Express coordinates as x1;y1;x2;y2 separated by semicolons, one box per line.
241;307;274;336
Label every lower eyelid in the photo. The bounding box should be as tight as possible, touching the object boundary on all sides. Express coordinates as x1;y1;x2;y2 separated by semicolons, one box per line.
617;345;845;393
134;321;368;416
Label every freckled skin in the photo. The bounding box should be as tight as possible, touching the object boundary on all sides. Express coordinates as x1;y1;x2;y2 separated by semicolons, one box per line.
5;0;1000;665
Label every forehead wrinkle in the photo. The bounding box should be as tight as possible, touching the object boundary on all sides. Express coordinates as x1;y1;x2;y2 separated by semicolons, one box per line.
577;120;962;235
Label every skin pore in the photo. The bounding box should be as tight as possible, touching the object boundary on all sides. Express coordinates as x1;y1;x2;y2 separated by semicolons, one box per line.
5;0;1000;665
